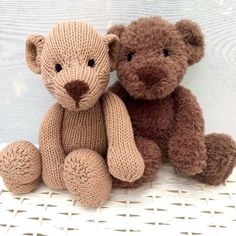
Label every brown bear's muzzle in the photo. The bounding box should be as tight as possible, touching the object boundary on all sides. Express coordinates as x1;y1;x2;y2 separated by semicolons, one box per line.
137;66;167;89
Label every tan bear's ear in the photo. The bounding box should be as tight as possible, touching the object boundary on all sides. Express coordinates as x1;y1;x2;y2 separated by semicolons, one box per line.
107;24;126;38
103;34;120;71
176;19;205;66
25;34;45;74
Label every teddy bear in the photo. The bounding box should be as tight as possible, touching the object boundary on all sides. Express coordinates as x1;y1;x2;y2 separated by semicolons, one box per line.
108;16;236;187
0;21;145;207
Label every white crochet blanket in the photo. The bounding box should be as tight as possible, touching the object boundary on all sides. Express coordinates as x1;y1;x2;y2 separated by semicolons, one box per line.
0;143;236;236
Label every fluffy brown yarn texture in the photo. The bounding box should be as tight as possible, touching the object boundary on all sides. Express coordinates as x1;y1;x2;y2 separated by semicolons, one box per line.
0;21;145;208
109;16;236;187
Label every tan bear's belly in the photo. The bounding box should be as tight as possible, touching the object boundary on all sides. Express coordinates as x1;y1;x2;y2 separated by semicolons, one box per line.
62;100;107;156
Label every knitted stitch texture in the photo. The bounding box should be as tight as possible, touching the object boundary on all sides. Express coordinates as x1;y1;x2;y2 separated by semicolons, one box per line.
102;92;144;182
0;21;144;207
0;141;41;193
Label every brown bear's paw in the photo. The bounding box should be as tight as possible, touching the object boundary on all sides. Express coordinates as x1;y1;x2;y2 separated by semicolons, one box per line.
63;149;112;208
113;137;161;188
0;141;42;194
194;133;236;185
168;134;207;176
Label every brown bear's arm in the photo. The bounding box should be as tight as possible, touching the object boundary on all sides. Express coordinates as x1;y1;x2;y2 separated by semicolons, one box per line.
101;91;144;182
109;81;129;102
39;102;66;189
168;86;207;176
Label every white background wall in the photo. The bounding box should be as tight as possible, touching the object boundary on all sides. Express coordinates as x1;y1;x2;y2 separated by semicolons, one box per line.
0;0;235;144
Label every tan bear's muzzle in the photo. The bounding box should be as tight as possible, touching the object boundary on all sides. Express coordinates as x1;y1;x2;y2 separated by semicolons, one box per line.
64;80;89;104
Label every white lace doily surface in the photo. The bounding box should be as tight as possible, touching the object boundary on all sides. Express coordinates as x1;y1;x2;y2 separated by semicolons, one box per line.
0;144;236;236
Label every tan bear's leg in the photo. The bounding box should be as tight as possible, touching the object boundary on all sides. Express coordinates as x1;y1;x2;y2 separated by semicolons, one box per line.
0;141;41;194
194;133;236;185
63;149;112;208
113;136;162;188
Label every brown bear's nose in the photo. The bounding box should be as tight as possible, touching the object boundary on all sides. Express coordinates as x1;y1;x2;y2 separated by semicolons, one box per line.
138;67;167;89
64;80;89;102
139;75;157;88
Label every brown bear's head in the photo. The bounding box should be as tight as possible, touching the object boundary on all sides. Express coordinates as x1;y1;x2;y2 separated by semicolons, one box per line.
108;16;204;100
26;21;119;111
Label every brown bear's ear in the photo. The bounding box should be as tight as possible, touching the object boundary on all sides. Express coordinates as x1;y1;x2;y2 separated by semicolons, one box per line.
25;34;45;74
107;24;126;38
175;19;205;66
103;34;120;71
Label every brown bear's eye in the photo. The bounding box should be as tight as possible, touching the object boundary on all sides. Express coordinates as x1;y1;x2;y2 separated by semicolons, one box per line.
127;52;134;62
88;59;95;67
55;63;62;73
163;49;169;57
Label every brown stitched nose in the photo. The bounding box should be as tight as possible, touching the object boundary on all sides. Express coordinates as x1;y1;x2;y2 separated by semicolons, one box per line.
138;67;167;89
64;80;89;102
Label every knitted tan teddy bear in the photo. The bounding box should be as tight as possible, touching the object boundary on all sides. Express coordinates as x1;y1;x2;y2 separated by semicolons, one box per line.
0;21;145;207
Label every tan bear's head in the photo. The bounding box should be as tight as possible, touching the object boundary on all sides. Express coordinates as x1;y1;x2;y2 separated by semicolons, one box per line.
108;16;204;100
26;21;119;111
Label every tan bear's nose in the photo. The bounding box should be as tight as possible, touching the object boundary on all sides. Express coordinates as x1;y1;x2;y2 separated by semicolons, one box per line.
64;80;89;102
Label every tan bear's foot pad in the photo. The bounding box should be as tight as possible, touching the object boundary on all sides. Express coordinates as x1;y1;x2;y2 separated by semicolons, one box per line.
63;149;112;207
0;141;42;194
3;177;41;194
195;133;236;185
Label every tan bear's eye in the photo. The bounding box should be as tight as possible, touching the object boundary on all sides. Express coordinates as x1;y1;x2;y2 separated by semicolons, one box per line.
163;49;169;57
88;59;95;67
55;63;62;73
127;52;134;62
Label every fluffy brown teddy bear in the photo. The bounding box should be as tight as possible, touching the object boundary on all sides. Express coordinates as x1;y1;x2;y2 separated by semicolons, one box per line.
0;21;145;207
108;16;236;187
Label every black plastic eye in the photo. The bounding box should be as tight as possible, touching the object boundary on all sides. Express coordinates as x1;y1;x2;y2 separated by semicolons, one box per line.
163;49;169;57
88;59;95;67
55;63;62;73
127;52;134;62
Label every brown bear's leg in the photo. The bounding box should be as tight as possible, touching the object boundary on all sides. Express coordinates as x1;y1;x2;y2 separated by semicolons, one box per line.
63;149;112;208
113;136;162;188
194;133;236;185
0;141;42;194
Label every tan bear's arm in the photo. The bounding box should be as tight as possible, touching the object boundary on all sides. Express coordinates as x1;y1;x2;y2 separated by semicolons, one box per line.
102;91;145;182
39;103;66;189
168;86;207;175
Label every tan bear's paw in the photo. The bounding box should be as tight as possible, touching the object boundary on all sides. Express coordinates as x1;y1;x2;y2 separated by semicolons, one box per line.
113;137;162;189
63;149;112;208
3;177;41;194
107;145;145;182
0;141;42;194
